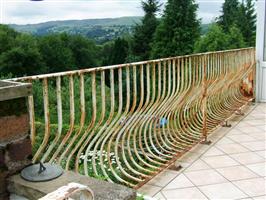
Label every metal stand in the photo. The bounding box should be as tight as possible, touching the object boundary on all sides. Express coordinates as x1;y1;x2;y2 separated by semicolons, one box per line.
235;110;245;116
200;139;212;145
168;163;182;171
21;162;63;182
222;121;232;127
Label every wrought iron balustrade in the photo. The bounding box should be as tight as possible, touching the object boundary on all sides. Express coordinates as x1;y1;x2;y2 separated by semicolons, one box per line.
10;47;255;188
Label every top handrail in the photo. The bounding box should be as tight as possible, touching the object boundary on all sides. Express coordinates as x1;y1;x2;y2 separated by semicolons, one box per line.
9;47;254;81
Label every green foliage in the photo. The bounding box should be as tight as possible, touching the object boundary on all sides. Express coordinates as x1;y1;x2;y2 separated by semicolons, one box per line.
227;25;246;49
102;38;129;66
217;0;256;47
194;24;228;52
196;0;256;53
38;34;99;73
10;17;142;44
0;25;18;53
194;24;246;53
217;0;240;32
32;76;112;125
131;0;161;61
38;34;75;73
201;24;211;35
0;32;45;76
238;0;256;46
151;0;200;58
65;34;100;68
136;194;145;200
0;26;100;77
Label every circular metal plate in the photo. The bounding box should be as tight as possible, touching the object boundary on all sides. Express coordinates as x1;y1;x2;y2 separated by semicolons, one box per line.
21;163;63;182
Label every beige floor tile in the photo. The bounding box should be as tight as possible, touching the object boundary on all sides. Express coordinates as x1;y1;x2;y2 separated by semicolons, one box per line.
230;152;265;165
162;187;207;200
216;137;236;145
227;134;257;143
246;162;266;177
237;123;254;128
147;170;178;187
243;115;264;120
189;144;210;154
252;114;266;118
247;120;266;126
179;152;200;164
238;126;263;134
199;182;247;199
208;133;226;142
185;159;211;172
233;178;266;197
138;184;162;197
241;141;266;151
216;143;250;154
216;165;259;181
164;174;194;190
153;192;166;199
253;195;266;200
202;146;225;157
248;132;266;141
255;151;266;159
256;125;266;131
202;155;239;168
184;169;227;186
227;129;246;135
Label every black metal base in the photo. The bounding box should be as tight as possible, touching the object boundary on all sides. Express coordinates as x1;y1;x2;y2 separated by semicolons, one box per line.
222;121;232;127
235;110;245;116
21;162;63;182
200;140;212;145
168;164;182;171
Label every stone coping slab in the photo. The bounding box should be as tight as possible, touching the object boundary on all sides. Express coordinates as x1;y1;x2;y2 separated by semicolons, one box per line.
8;170;136;200
0;80;31;102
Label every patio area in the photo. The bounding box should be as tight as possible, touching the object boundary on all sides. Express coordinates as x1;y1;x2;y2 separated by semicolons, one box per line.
138;103;266;200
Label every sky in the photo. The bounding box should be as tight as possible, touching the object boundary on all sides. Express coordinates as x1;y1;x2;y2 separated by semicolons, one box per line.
0;0;224;25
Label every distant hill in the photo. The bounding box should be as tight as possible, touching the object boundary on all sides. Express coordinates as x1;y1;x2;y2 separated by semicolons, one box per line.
9;17;210;44
9;17;142;44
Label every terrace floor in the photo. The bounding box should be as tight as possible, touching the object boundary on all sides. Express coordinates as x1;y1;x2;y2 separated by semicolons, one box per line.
138;103;266;200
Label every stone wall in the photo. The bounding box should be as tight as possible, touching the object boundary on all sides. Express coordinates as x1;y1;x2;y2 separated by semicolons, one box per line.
0;97;32;200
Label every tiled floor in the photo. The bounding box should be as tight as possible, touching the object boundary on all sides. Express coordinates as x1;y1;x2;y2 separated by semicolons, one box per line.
138;103;266;200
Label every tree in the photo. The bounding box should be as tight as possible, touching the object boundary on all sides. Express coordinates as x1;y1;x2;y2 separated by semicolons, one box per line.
194;24;246;53
131;0;161;61
0;34;44;76
227;25;246;49
194;24;229;53
238;0;256;46
106;38;129;65
65;35;99;69
38;34;75;73
151;0;200;58
0;25;18;54
217;0;240;32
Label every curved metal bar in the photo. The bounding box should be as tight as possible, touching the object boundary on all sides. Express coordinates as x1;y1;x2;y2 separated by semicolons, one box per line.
11;48;255;188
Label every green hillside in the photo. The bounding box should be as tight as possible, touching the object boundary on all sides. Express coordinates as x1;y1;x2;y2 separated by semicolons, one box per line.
9;17;210;44
9;17;142;44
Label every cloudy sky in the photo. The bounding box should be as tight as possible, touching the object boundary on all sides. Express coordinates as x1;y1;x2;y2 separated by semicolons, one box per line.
0;0;224;25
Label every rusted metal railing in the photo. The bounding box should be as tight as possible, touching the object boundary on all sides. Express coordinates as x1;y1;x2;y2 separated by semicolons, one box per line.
9;48;255;188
